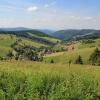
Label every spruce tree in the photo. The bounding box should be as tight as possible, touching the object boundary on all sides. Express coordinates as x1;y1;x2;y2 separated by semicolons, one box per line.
50;59;54;63
75;55;83;64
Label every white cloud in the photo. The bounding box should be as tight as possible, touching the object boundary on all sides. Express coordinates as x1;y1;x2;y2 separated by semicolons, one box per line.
0;8;100;29
27;6;38;12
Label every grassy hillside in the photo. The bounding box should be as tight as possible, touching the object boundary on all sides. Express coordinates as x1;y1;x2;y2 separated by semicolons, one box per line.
0;34;46;57
0;32;99;99
0;61;100;99
0;30;60;46
44;48;95;64
75;39;100;49
44;38;100;64
28;32;60;44
0;35;16;56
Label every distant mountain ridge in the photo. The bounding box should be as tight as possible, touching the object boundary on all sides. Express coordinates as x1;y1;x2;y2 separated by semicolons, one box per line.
0;27;59;46
0;27;32;31
0;28;100;42
51;29;100;40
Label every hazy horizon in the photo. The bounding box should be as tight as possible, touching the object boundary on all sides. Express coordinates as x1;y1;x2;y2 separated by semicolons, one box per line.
1;27;100;31
0;0;100;29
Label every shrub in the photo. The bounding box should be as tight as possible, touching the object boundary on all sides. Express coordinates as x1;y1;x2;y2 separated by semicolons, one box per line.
89;48;100;66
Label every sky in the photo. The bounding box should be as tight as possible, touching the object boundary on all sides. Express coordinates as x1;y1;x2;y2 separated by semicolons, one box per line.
0;0;100;29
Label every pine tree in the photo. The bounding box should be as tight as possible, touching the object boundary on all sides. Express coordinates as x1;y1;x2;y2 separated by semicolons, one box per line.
75;55;83;64
50;59;54;63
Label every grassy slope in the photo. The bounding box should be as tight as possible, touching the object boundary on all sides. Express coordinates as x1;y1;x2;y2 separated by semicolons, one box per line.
28;32;61;44
0;35;16;56
19;38;46;48
0;34;46;57
44;48;95;64
0;61;100;99
75;39;100;49
44;38;100;64
0;36;100;99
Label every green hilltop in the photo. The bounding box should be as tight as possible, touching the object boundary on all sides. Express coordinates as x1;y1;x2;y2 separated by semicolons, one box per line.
0;33;60;57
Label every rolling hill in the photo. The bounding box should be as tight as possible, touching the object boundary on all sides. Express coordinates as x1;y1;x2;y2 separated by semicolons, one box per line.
44;38;100;64
0;34;48;57
0;28;60;46
0;28;60;57
51;29;100;40
0;28;100;99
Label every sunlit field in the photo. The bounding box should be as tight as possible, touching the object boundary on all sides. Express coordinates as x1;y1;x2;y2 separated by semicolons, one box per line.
0;0;100;99
0;61;100;100
0;34;46;56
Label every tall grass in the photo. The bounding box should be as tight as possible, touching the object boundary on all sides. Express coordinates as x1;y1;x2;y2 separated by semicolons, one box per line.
0;61;100;99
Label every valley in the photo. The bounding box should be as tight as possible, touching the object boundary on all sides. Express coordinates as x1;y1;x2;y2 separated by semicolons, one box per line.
0;28;100;100
1;0;100;99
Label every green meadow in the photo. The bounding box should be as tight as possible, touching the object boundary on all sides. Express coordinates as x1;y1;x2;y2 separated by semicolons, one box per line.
0;34;46;56
0;33;100;100
44;48;95;64
44;39;100;64
0;61;100;100
0;0;100;99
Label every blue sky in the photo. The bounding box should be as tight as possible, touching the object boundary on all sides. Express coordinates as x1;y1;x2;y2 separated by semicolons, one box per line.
0;0;100;29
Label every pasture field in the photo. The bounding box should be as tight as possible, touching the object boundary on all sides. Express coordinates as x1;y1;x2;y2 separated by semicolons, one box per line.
0;61;100;100
44;38;100;64
0;35;99;100
75;39;100;49
0;34;46;57
44;48;95;64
